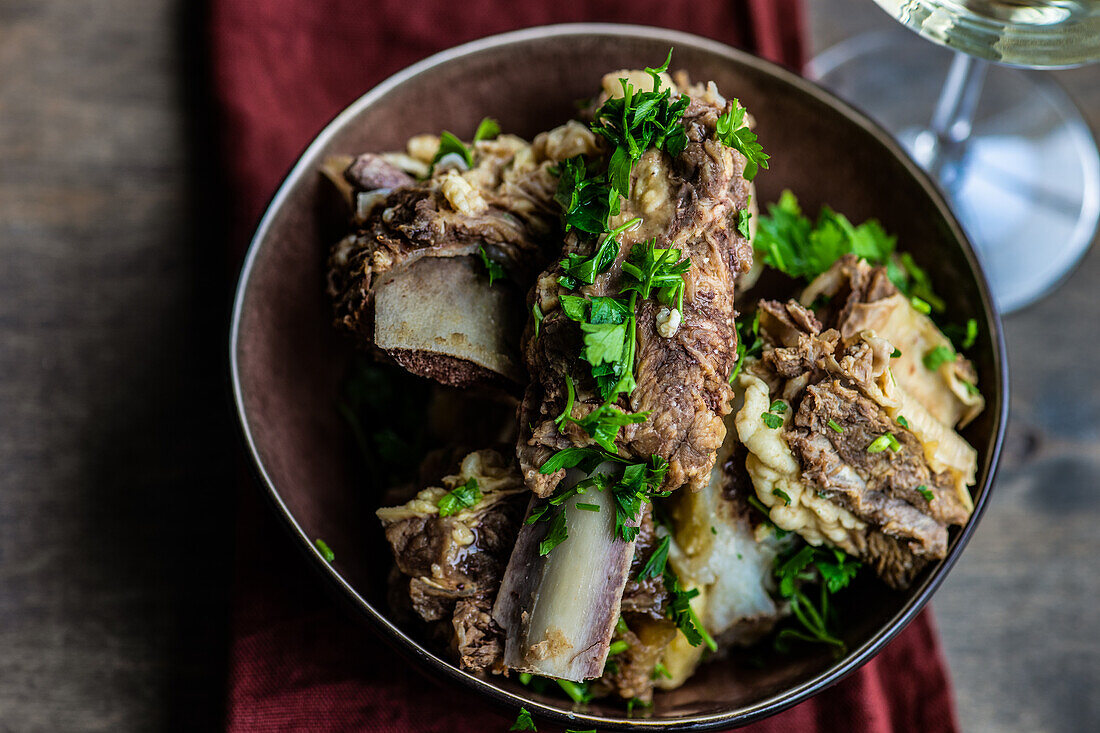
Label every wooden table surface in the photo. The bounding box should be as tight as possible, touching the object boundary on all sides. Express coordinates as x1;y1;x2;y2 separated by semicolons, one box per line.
1;1;1096;731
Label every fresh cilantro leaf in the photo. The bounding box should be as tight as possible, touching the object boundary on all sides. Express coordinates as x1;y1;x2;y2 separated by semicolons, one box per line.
431;130;473;168
477;245;505;286
539;508;568;556
437;477;482;517
510;707;537;731
714;102;770;180
637;535;671;580
314;538;335;563
772;542;860;655
652;661;672;680
923;344;955;371
769;399;788;413
473;117;501;142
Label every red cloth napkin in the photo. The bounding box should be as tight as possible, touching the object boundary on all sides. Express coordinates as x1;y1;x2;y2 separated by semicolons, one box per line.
213;3;960;731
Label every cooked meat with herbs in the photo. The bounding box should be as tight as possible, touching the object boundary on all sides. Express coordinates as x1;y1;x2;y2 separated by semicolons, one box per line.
327;127;582;386
737;257;980;588
326;54;987;710
376;449;526;672
518;89;753;498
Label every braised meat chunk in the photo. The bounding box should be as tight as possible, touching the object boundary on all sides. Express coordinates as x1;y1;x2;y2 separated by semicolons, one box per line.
736;256;981;589
376;449;527;672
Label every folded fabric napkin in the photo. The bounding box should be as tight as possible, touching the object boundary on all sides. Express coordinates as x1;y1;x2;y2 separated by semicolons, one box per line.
213;2;959;730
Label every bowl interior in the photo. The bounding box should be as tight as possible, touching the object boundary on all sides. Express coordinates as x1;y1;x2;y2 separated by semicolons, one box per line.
232;25;1005;730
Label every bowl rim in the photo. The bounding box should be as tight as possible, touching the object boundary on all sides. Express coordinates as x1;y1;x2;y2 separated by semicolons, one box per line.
229;22;1009;731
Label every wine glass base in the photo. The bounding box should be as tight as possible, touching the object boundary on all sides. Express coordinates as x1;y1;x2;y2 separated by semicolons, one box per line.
809;30;1100;313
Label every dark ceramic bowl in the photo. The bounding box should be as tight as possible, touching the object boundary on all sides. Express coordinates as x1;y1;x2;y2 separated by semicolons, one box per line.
230;24;1008;731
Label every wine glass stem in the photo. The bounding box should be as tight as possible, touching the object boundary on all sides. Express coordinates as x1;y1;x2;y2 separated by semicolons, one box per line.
914;52;989;189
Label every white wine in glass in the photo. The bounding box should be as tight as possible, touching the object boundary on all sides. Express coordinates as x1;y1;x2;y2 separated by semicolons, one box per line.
812;1;1100;312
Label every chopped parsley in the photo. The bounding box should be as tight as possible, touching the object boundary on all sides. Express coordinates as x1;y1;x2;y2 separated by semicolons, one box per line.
637;534;671;580
591;50;690;196
754;190;895;281
762;398;788;428
652;661;672;680
431;116;500;171
664;566;717;651
473;116;501;142
923;344;956;371
510;708;537;731
538;508;569;556
887;252;945;313
943;317;979;351
715;102;770;180
896;415;910;428
556;679;593;705
477;245;506;286
866;432;901;453
552;155;618;234
431;130;472;168
826;419;844;434
621;238;692;312
890;347;902;358
772;488;792;506
917;485;935;502
437;477;482;517
737;208;752;238
772;543;860;655
314;538;335;563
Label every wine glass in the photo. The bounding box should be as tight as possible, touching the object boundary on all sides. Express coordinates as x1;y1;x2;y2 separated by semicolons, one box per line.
809;1;1100;312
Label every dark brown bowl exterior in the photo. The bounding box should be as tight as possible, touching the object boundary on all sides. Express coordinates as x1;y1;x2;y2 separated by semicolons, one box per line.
230;24;1008;730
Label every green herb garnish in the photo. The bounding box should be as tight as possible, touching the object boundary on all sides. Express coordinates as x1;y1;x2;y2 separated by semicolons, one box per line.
730;310;762;384
772;487;792;506
826;419;844;434
473;117;501;142
772;543;860;655
532;302;543;339
510;707;537;731
866;432;901;453
917;485;935;502
637;535;671;580
896;415;910;428
538;508;569;556
314;538;335;563
477;245;505;286
923;344;955;371
663;566;716;651
715;102;770;180
576;502;600;512
437;477;482;517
